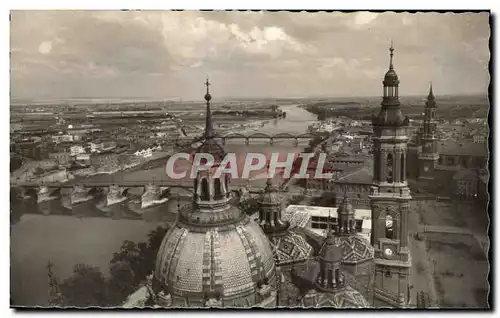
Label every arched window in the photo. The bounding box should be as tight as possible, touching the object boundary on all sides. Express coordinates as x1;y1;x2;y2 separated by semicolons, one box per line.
214;178;223;200
201;178;209;201
327;269;333;288
385;214;393;239
400;154;405;182
335;268;340;286
387;154;393;183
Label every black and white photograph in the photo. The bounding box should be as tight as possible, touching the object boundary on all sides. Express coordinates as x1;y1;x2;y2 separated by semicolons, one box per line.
8;9;491;310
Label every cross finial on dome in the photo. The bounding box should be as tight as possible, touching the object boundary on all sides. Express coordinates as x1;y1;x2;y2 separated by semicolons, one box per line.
203;76;214;138
389;40;395;70
205;76;210;94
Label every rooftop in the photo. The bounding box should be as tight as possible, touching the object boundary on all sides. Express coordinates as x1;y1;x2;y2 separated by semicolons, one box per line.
439;141;488;157
335;166;373;185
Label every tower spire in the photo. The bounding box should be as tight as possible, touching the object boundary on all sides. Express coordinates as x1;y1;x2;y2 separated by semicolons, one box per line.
428;82;435;100
425;81;436;108
204;76;214;138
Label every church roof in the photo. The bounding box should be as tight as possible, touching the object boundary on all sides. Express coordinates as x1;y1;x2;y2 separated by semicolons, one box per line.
269;229;313;265
300;286;370;308
337;235;374;264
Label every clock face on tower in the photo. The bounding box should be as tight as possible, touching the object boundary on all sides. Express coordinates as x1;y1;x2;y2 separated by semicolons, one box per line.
384;248;393;257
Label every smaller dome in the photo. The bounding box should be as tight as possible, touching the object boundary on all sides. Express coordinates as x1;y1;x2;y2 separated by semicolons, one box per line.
319;232;342;263
260;178;282;206
383;69;399;86
337;195;354;215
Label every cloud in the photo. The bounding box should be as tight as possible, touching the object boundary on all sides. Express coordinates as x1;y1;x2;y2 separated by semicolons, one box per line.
10;11;490;99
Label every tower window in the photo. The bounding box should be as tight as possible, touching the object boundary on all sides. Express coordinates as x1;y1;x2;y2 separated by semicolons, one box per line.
400;154;405;182
387;154;393;183
385;214;394;239
214;178;223;200
201;178;210;201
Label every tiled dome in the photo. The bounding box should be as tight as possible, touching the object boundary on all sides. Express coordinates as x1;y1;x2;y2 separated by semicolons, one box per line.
154;218;276;307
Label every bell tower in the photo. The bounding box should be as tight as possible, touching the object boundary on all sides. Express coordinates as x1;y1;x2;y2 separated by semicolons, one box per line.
370;42;412;307
418;83;440;179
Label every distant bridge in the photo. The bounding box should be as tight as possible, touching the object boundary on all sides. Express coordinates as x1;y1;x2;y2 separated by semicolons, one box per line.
175;131;332;146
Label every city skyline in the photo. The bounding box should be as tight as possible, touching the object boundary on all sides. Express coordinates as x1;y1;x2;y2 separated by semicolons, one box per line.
11;11;490;100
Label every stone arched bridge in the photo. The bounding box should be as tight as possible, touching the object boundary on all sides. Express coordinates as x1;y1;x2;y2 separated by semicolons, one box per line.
11;178;306;208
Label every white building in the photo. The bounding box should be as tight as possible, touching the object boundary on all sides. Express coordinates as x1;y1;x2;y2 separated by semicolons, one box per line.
89;142;104;153
282;205;372;242
70;145;86;156
134;148;153;158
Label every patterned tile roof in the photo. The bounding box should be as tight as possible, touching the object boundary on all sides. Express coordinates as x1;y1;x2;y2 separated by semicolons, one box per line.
269;229;313;265
299;286;370;308
336;235;374;264
281;208;310;229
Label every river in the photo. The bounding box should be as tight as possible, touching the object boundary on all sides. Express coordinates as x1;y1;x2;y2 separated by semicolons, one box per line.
10;104;318;306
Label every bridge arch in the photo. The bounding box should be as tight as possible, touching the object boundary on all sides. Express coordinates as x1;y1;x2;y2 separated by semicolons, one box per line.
272;132;296;139
223;133;247;139
247;132;271;139
296;132;323;139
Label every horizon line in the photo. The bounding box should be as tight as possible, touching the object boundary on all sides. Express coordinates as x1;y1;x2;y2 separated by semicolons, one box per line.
10;92;489;104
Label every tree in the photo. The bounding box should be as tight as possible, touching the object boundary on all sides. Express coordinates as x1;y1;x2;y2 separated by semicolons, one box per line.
109;226;169;286
110;240;144;285
107;261;137;305
59;264;108;307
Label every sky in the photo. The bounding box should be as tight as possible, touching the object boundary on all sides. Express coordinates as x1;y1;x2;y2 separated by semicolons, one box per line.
10;11;490;100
